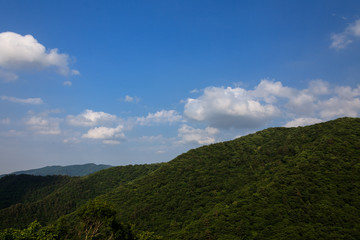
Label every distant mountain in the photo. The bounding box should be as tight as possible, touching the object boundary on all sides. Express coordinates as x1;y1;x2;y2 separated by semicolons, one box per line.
1;163;112;177
1;117;360;239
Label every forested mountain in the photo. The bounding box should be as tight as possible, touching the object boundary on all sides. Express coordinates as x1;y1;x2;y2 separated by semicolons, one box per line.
0;164;162;229
0;175;71;210
1;163;113;178
1;117;360;239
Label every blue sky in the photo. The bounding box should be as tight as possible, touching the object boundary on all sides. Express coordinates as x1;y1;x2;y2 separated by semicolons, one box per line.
1;0;360;174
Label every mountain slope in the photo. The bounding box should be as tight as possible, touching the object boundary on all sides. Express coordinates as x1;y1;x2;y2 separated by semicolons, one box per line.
1;117;359;239
1;163;112;177
99;117;360;239
0;163;162;229
0;174;71;210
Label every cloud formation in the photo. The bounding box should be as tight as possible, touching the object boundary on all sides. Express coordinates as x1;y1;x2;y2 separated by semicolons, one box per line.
0;32;78;80
185;79;360;129
136;110;182;126
178;124;218;145
123;95;140;103
1;96;44;105
67;109;117;127
82;125;124;140
25;116;61;135
184;83;279;128
330;19;360;49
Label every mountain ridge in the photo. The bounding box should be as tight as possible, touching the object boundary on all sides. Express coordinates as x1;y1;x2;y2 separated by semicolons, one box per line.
0;163;113;178
0;117;359;239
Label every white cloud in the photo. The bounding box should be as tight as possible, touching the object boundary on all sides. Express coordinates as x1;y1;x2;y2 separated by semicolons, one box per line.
284;118;323;128
67;109;117;127
1;96;44;105
82;125;124;139
0;32;78;75
184;80;360;129
136;110;182;126
178;124;219;145
71;69;80;75
63;81;72;86
122;95;140;103
251;79;294;102
103;140;121;145
330;19;360;49
184;82;279;128
25;116;61;135
319;96;360;119
125;95;134;102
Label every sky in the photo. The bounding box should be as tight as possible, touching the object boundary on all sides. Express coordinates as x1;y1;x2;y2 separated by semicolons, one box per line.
1;0;360;174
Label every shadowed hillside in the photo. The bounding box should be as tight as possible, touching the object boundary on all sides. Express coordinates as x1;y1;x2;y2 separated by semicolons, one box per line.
0;164;162;229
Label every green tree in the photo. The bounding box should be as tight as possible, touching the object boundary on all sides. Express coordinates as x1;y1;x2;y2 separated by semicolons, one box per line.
77;199;135;240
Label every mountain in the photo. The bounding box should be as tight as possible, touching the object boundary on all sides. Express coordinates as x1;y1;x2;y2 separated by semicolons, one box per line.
1;163;113;177
0;117;359;239
0;163;162;229
0;174;71;210
99;117;360;239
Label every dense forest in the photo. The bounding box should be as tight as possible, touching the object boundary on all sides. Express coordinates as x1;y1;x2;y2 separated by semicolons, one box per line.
1;117;359;239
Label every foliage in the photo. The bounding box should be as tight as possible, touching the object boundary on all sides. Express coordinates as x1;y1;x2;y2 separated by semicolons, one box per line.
0;221;58;240
75;199;135;240
100;117;360;239
0;164;162;229
0;174;71;210
1;117;360;239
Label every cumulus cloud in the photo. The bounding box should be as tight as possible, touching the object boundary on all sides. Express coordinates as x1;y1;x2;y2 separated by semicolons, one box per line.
136;110;182;126
0;32;78;76
82;125;124;140
25;116;61;135
67;109;117;127
318;96;360;119
178;124;219;145
184;82;279;128
330;19;360;49
185;79;360;129
1;96;44;105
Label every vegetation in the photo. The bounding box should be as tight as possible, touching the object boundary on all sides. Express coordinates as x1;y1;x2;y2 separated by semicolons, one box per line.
1;117;360;239
0;164;162;229
0;174;71;210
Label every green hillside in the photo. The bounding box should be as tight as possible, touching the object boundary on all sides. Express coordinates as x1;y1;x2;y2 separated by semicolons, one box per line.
1;117;360;239
100;117;360;239
0;163;162;229
0;174;71;210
